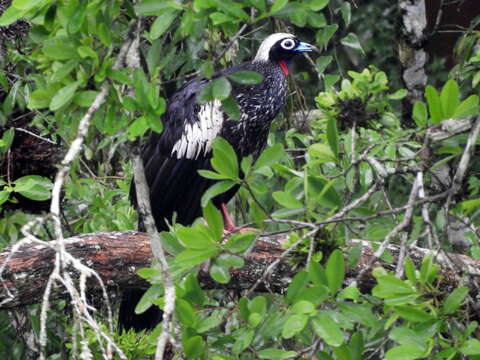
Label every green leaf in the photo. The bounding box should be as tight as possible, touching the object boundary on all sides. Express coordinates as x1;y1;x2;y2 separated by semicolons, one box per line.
221;96;241;121
212;77;232;100
442;286;468;315
316;56;333;74
210;262;231;283
176;225;214;250
413;101;428;127
272;191;303;209
0;128;14;152
340;33;364;55
339;2;351;26
453;94;479;118
227;71;264;85
254;144;284;169
175;248;218;270
311;315;344;347
385;344;425;360
440;79;460;119
404;257;417;284
316;24;338;48
0;191;10;206
42;38;78;60
135;0;181;15
425;85;443;123
258;348;297;360
271;0;288;13
184;336;205;359
225;232;257;253
150;10;178;39
388;89;407;100
232;328;254;354
325;249;344;294
74;91;99;107
203;202;223;240
28;89;52;109
67;1;87;34
135;285;163;314
49;81;80;111
309;0;329;11
282;314;308;339
0;6;27;26
372;273;418;305
176;298;197;326
461;339;480;355
201;180;236;207
291;300;316;315
326;117;339;158
197;313;223;333
210;138;239;179
249;296;267;314
13;175;53;201
286;271;309;303
393;305;434;322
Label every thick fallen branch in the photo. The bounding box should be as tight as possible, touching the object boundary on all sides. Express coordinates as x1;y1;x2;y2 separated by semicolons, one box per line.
1;231;479;310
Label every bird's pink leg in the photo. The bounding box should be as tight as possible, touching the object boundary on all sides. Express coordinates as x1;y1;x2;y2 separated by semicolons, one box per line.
220;203;236;232
220;203;257;235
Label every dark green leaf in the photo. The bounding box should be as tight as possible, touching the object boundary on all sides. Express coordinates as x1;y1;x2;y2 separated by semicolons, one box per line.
316;25;338;48
326;117;339;158
228;71;264;85
150;10;178;39
225;232;257;253
176;298;197;326
340;33;365;55
135;285;163;314
316;56;333;74
309;0;329;11
442;286;468;315
385;344;425;360
222;96;241;121
232;328;254;354
49;81;80;111
201;180;236;207
325;249;344;294
311;315;344;347
184;336;205;358
271;0;288;13
339;2;351;26
258;348;297;360
212;77;232;100
272;191;303;209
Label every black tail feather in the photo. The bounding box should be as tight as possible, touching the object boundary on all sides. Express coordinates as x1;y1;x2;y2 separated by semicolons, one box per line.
118;289;163;332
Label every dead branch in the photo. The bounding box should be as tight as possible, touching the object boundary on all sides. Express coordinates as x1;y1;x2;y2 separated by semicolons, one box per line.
1;231;479;310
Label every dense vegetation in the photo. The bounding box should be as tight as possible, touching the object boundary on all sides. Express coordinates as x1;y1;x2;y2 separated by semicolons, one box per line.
1;0;480;359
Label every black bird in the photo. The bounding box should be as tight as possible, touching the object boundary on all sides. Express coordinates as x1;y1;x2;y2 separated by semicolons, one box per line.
119;33;316;331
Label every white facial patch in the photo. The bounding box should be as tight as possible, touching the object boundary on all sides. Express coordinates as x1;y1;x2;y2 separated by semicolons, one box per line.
171;99;223;159
253;32;295;62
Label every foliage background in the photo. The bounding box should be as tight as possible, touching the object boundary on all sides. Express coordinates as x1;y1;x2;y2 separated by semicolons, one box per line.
1;0;480;359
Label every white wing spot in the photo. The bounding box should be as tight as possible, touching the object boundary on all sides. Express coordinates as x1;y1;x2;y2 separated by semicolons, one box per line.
172;100;223;159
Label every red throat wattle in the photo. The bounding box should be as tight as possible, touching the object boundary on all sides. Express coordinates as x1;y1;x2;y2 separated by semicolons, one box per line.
278;60;289;76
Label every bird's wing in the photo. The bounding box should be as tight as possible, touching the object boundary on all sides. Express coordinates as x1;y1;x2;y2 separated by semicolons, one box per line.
155;77;226;160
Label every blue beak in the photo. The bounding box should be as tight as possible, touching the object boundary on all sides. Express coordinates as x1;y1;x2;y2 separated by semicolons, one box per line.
294;42;318;53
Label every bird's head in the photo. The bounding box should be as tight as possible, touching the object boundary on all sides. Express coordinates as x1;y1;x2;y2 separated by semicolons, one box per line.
253;33;317;75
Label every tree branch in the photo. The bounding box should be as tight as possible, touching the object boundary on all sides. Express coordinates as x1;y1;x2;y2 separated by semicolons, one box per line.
1;231;479;310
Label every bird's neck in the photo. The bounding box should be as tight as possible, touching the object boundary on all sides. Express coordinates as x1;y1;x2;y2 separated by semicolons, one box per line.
278;60;289;76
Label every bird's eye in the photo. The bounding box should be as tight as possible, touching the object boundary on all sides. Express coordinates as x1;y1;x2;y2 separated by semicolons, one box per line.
280;39;295;50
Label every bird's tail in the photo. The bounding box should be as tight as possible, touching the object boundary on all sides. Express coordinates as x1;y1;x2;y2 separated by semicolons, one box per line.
118;288;163;332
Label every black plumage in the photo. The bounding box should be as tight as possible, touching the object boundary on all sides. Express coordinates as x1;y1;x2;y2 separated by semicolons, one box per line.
119;33;316;332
